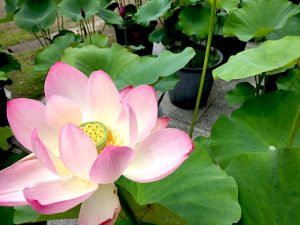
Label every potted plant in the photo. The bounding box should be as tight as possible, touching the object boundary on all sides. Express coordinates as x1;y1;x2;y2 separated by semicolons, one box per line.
98;0;172;55
150;1;224;109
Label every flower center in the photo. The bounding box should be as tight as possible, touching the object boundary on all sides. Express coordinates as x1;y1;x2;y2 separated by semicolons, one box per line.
80;122;108;151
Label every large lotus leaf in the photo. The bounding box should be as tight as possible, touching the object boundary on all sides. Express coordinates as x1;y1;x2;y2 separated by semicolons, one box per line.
61;44;195;89
5;0;19;13
34;32;80;72
219;0;252;12
58;0;100;22
213;36;300;81
14;0;57;33
267;13;300;40
223;0;300;41
14;205;80;224
226;147;300;225
117;138;241;225
210;90;300;168
97;9;123;25
115;186;188;224
0;206;14;225
277;68;300;92
178;5;212;39
133;0;172;26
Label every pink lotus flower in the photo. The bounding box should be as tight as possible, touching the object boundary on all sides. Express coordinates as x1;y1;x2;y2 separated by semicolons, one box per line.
0;62;193;225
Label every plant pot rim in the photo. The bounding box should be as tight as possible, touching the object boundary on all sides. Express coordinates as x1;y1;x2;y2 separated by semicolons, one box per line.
180;47;223;72
113;21;157;29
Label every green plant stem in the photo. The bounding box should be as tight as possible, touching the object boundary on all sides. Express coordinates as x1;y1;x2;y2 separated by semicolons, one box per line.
189;0;216;138
287;105;300;148
33;33;45;48
101;23;107;34
56;13;60;31
84;19;92;44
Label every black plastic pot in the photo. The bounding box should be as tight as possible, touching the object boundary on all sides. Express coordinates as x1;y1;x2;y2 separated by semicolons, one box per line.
168;49;223;109
113;22;157;56
212;35;246;63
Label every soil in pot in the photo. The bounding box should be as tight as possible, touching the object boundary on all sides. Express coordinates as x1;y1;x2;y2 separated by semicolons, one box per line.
212;35;246;63
168;44;223;109
114;21;157;56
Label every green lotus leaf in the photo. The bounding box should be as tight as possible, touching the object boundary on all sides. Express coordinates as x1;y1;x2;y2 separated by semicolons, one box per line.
267;13;300;40
14;0;57;33
223;0;300;41
211;90;300;168
97;9;123;25
149;28;167;43
0;52;20;73
0;206;14;225
61;44;195;90
178;5;212;39
219;0;251;12
213;36;300;81
134;0;172;26
14;205;80;224
58;0;100;22
34;32;80;72
77;33;109;48
225;82;255;105
0;13;14;24
153;73;179;92
117;138;241;225
277;68;300;92
226;147;300;225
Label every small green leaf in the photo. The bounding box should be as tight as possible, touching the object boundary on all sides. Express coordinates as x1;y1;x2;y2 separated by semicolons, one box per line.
97;9;123;25
226;147;300;225
223;0;300;41
77;33;109;48
277;68;300;92
0;127;13;150
225;82;255;105
148;28;167;43
117;138;241;225
58;0;100;22
34;32;80;72
0;13;14;24
213;36;300;81
134;0;172;26
211;90;300;168
178;5;212;39
0;71;9;81
14;0;57;33
0;51;20;73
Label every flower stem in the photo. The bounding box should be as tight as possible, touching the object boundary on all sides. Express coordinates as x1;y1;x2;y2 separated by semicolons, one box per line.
287;105;300;148
189;0;216;138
